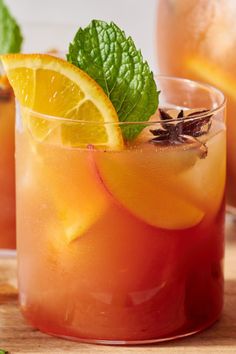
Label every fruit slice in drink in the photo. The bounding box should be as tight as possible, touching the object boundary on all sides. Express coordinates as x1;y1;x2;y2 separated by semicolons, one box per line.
96;117;225;230
96;142;204;230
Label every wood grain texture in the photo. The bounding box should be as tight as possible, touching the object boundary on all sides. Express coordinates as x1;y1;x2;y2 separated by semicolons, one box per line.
0;216;236;354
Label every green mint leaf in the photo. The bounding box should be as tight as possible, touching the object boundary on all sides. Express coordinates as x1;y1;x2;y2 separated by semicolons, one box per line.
0;0;23;54
67;20;159;140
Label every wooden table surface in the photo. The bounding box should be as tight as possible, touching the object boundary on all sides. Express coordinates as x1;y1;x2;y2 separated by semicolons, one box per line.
0;217;235;354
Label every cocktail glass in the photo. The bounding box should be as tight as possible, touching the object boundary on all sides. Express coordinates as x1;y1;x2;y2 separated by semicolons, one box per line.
16;76;226;344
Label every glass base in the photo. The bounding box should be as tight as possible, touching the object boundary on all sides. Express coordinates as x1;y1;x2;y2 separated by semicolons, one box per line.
39;316;220;346
0;249;16;258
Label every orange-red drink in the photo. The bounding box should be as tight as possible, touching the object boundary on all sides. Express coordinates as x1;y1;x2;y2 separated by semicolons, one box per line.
157;0;236;213
13;73;226;343
0;76;16;252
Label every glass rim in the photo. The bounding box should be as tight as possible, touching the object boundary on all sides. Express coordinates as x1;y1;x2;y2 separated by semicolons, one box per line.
18;75;226;126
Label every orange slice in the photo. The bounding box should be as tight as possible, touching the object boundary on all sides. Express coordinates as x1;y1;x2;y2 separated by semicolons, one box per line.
1;53;125;241
1;53;124;150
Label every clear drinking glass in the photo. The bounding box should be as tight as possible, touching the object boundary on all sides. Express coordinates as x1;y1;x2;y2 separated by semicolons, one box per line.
16;76;226;344
156;0;236;214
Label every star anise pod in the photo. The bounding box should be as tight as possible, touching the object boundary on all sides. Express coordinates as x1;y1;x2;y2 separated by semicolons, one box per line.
150;108;212;158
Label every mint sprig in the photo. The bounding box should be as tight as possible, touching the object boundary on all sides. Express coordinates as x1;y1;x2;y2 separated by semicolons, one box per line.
0;0;23;54
67;20;159;140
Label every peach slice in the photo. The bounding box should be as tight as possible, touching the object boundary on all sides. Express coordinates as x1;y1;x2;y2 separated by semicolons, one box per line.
95;143;205;230
18;136;109;243
44;148;111;242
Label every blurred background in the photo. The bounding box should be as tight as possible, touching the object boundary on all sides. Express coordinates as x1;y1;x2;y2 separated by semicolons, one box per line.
5;0;157;69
